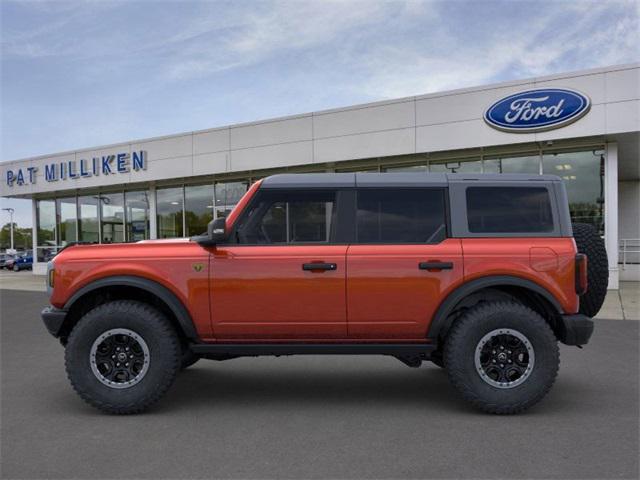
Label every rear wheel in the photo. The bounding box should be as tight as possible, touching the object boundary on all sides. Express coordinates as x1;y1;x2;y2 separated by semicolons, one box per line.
65;300;181;414
444;301;559;414
13;264;19;272
572;223;608;317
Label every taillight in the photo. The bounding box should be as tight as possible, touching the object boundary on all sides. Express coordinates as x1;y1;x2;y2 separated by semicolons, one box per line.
575;253;588;295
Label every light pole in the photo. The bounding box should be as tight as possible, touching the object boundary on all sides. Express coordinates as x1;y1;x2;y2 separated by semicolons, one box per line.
2;207;15;251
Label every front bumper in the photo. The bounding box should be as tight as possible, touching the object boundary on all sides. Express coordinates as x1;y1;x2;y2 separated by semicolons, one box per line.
558;314;594;346
41;306;68;338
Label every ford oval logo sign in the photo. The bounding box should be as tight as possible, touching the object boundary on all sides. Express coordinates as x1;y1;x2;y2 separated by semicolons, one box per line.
484;88;591;133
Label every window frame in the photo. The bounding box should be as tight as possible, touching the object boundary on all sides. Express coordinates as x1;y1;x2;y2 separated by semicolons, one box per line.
448;182;563;238
353;187;450;245
225;188;349;246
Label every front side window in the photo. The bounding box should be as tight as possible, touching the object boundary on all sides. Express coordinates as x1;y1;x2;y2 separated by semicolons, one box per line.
234;190;336;245
466;187;554;233
356;189;447;244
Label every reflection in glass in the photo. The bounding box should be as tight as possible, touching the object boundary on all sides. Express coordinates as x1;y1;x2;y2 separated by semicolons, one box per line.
484;155;541;174
37;200;56;245
157;187;184;238
125;191;150;242
544;150;604;233
78;196;100;243
185;184;214;237
214;181;248;219
429;159;482;173
56;197;77;246
384;165;428;173
100;193;124;243
36;200;56;261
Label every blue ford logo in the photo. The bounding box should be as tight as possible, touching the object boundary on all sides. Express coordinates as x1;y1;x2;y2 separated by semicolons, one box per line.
484;88;591;133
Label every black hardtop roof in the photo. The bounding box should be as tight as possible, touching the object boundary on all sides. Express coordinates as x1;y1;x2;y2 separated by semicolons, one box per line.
261;173;562;189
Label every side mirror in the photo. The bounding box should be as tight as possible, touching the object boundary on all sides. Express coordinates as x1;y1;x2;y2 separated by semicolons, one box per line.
207;217;227;244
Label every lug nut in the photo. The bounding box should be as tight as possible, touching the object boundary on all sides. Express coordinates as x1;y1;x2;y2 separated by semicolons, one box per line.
116;362;120;366
111;355;115;359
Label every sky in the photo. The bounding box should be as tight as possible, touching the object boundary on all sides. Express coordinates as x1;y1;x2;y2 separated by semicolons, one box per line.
1;0;639;228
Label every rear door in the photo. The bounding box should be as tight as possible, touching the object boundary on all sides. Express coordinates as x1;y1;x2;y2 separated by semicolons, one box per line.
210;188;348;339
346;188;463;339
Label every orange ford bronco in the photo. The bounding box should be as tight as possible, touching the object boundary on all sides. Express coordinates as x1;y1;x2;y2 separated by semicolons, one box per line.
42;173;607;414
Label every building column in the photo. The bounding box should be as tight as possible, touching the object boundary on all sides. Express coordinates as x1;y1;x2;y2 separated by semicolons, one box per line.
149;186;157;240
31;198;41;275
605;142;619;290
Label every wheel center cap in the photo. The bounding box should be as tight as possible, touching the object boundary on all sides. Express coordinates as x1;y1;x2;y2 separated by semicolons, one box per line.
497;352;508;362
117;352;128;362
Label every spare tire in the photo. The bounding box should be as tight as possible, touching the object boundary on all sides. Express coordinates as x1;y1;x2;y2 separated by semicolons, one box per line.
572;223;608;317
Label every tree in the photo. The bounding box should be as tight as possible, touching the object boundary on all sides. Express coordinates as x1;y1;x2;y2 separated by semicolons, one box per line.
0;223;32;251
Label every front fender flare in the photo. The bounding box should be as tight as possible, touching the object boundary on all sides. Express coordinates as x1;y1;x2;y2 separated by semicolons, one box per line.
64;275;198;339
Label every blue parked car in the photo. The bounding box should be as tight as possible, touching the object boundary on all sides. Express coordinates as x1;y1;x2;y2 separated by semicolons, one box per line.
8;253;33;271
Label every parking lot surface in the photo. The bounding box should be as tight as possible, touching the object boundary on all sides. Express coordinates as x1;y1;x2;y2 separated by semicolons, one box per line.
1;289;638;479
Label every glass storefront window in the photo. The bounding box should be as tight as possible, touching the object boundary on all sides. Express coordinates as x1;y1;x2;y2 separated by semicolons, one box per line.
36;199;56;261
384;165;428;173
56;197;77;246
125;191;150;242
157;187;184;238
214;181;248;219
100;193;124;243
185;184;214;237
543;150;604;233
429;159;482;173
483;155;541;174
78;195;100;243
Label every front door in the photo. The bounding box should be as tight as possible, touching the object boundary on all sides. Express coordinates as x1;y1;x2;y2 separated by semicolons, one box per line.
210;188;347;340
346;188;463;339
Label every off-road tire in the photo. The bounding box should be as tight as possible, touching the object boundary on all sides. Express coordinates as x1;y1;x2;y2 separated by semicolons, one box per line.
430;350;445;368
65;300;181;414
13;264;19;272
180;348;200;369
572;223;608;317
444;301;559;414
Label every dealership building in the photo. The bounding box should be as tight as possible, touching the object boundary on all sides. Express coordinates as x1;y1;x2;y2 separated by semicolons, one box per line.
1;63;638;287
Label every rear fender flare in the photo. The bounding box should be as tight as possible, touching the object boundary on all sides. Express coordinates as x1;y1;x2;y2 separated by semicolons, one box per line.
427;275;564;340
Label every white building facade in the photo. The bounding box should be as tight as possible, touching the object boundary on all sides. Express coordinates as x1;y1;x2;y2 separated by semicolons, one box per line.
1;63;639;287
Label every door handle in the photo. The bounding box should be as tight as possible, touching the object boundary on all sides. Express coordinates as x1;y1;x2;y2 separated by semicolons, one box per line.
302;263;337;271
419;261;453;271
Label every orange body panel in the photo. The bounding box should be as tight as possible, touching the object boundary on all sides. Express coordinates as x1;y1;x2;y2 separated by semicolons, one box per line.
346;240;464;339
461;238;579;314
50;240;214;338
49;182;580;343
208;245;347;339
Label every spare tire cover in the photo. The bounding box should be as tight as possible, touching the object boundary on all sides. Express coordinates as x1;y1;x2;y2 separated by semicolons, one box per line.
572;223;608;317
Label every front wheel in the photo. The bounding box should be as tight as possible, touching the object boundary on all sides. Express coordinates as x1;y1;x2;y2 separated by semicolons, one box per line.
13;264;19;272
65;300;181;414
444;301;559;414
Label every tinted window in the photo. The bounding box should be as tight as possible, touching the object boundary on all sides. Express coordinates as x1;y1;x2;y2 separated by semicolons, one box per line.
466;187;554;233
235;190;336;244
356;189;447;243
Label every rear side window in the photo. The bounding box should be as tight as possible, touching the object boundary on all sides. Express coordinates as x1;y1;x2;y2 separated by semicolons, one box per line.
466;187;554;233
356;189;447;243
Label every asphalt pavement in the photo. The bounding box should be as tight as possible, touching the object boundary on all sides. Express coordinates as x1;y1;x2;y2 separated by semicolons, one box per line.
1;289;638;479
